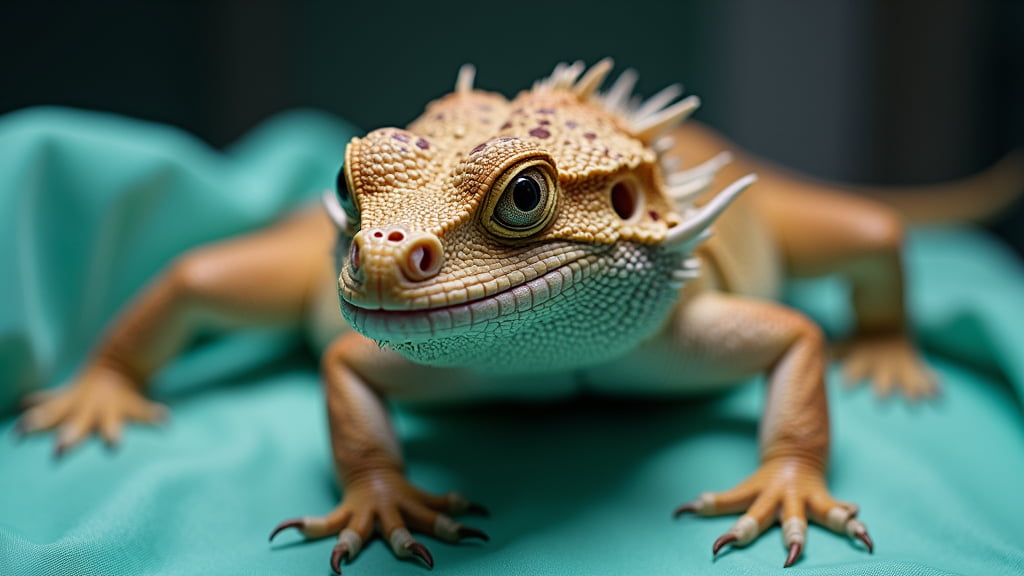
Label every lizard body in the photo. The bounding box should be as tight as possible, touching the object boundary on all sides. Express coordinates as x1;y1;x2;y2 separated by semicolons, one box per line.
21;58;1022;571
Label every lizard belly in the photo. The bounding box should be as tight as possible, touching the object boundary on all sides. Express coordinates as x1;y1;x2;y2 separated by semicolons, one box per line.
580;341;755;396
390;370;582;406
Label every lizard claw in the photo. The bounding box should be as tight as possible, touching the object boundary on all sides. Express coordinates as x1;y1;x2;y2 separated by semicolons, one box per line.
784;542;802;567
456;526;490;542
330;543;350;574
406;541;434;569
679;459;870;565
712;533;737;555
268;518;305;542
272;472;488;571
672;501;699;518
852;524;874;553
466;502;490;517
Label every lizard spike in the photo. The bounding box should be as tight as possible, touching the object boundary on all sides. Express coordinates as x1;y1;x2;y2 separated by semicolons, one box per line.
536;61;568;91
632;83;685;123
663;173;757;252
652;136;676;155
668;175;715;206
554;60;586;90
634;95;700;143
661;156;682;174
455;64;476;93
667;151;733;186
544;62;567;88
601;68;638;113
573;58;614;99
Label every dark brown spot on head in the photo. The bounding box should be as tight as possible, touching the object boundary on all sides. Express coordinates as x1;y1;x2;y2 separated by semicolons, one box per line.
529;127;551;139
392;132;411;143
500;122;512;130
584;132;597;140
649;210;660;221
539;119;551;126
470;142;488;155
537;108;554;114
415;138;430;150
566;120;578;129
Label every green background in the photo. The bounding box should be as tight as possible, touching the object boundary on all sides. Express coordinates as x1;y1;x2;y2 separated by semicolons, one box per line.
2;1;1023;573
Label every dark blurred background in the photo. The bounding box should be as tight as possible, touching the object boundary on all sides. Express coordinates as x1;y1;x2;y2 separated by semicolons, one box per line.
3;0;1022;252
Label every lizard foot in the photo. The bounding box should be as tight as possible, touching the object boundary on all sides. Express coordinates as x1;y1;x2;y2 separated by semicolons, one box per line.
269;470;488;574
674;457;871;567
16;364;167;455
835;330;937;400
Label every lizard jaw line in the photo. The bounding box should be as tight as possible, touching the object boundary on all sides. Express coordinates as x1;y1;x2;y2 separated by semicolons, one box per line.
341;259;586;343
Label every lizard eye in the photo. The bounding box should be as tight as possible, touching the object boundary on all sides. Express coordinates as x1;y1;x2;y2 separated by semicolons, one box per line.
483;160;557;239
335;164;359;219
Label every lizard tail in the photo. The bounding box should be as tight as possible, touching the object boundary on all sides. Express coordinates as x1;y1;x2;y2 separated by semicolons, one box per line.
843;150;1024;224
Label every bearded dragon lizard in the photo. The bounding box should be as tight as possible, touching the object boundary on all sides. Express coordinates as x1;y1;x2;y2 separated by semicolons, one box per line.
18;59;1024;571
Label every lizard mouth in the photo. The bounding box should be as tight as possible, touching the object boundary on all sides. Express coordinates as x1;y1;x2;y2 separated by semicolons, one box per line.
341;258;590;342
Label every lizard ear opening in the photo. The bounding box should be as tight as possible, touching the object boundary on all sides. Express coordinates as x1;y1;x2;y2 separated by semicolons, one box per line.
610;180;642;221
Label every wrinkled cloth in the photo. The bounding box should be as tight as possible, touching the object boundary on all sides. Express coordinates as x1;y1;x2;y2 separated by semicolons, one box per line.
1;108;1022;576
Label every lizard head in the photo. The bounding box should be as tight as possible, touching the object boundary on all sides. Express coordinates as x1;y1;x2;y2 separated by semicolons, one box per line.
326;59;754;373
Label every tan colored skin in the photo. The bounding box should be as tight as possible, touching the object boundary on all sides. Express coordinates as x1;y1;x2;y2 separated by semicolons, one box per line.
18;62;1020;570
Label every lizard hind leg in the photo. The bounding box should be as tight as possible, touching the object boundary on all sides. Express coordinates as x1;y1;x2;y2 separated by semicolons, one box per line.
749;165;937;399
665;121;934;399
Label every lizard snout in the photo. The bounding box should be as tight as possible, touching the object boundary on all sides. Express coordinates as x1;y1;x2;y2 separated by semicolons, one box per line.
345;226;445;309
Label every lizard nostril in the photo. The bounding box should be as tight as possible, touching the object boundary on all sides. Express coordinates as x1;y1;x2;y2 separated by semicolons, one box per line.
411;246;432;273
350;242;361;270
373;231;384;239
402;237;444;281
387;231;405;242
345;235;367;285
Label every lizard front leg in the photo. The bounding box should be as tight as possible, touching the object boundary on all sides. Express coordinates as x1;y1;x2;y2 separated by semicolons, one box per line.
673;122;936;399
269;332;488;574
669;292;871;567
17;209;333;453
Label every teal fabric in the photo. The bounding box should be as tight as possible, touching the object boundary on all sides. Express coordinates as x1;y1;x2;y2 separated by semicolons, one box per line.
1;108;1023;576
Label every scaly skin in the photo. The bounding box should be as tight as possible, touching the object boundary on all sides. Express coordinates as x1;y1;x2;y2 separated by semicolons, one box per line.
283;60;875;570
24;58;1023;571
